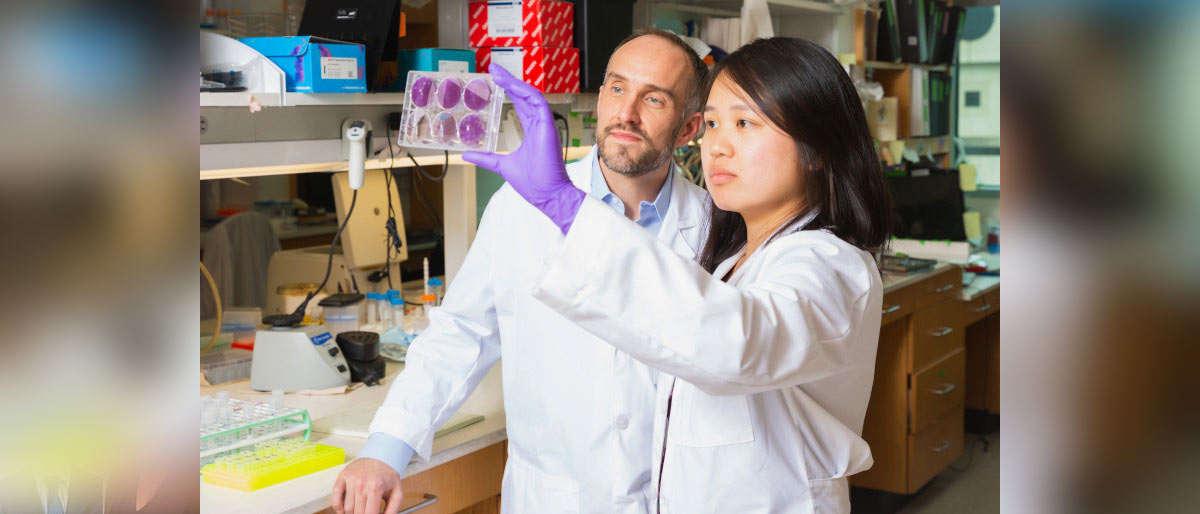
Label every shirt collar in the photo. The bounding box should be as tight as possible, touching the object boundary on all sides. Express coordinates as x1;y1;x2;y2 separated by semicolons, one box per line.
590;155;674;218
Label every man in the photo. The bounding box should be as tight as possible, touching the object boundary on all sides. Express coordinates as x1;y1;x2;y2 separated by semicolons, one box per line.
331;28;709;514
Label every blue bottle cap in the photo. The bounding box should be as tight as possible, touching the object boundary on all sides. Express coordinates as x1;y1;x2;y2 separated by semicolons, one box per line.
387;289;401;298
390;298;405;306
428;278;444;286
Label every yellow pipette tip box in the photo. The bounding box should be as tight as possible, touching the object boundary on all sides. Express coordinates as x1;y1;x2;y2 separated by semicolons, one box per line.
202;441;345;491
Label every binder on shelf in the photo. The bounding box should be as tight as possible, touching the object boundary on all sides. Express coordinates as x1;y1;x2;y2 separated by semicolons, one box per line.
895;0;927;64
875;0;903;63
909;68;930;137
926;1;945;65
934;5;965;65
860;7;879;62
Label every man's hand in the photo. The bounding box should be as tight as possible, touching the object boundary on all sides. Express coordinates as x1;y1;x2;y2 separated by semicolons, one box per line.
330;458;404;514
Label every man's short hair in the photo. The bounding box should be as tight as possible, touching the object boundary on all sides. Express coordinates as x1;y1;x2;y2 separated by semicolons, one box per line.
605;28;709;125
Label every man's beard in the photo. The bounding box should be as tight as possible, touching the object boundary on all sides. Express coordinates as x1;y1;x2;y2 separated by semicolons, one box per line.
596;123;677;178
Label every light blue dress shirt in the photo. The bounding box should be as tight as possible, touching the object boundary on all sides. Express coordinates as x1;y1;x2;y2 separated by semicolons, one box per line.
359;156;675;475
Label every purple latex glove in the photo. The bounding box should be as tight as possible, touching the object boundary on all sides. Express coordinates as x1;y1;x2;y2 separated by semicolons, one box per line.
462;64;585;235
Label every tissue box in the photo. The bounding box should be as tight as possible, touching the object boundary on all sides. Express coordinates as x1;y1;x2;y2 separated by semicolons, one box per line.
468;1;574;48
240;36;367;93
376;48;478;92
476;47;580;93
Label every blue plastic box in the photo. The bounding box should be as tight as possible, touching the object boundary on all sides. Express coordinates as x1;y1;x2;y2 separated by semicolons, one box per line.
240;36;367;93
375;48;476;92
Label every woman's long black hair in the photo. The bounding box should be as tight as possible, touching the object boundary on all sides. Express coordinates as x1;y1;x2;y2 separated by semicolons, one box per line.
698;37;893;273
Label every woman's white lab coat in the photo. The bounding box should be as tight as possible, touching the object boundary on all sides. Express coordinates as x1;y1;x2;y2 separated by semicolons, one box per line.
529;197;883;513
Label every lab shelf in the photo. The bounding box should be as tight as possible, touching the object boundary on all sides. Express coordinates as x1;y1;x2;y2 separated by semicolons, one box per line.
201;143;594;181
864;61;952;73
876;135;953;154
657;0;844;17
200;91;580;108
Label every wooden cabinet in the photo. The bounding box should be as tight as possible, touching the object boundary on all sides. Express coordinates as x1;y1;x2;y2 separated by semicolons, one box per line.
397;441;505;514
907;409;964;492
851;267;967;494
909;299;965;373
318;442;506;514
908;348;965;434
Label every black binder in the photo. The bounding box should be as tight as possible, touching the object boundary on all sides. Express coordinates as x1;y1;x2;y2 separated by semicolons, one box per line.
935;6;966;65
895;0;927;64
875;0;903;62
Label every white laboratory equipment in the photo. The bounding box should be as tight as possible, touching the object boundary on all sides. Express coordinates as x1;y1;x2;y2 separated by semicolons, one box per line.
250;324;350;392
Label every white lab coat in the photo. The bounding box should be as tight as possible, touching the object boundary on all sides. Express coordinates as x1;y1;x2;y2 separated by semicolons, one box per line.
368;147;711;513
530;197;883;513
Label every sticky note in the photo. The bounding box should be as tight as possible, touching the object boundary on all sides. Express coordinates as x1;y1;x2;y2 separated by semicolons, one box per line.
963;211;982;241
959;163;977;191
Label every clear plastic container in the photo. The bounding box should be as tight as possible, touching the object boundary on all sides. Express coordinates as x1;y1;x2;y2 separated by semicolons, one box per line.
427;278;444;306
201;349;254;385
221;307;261;345
364;293;379;330
390;298;405;330
320;297;362;339
323;306;359;336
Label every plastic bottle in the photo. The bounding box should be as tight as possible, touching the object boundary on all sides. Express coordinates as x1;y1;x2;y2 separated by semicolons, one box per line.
364;293;379;330
390;297;406;330
427;278;444;305
416;294;436;334
377;293;392;329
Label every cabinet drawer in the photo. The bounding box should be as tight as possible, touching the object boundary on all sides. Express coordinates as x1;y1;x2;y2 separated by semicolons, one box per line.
910;298;965;372
910;268;962;313
907;408;964;493
960;290;998;325
909;347;965;434
881;286;913;326
394;441;506;514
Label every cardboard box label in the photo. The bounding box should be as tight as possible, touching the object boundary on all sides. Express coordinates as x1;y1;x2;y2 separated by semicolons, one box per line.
321;57;359;80
489;49;525;80
487;2;523;38
438;60;470;73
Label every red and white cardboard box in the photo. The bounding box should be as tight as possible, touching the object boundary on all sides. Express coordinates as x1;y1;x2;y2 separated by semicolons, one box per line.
476;47;580;93
468;0;574;49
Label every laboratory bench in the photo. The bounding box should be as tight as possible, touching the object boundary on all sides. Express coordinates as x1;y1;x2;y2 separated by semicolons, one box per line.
852;263;1000;498
200;362;507;514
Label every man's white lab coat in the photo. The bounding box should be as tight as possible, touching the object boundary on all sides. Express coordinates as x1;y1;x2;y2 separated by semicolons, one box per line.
368;147;710;513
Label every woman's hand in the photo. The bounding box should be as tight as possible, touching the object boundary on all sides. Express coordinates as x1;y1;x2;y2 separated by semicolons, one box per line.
462;64;585;234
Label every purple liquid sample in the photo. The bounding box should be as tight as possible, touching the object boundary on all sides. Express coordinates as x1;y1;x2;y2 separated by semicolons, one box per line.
433;112;457;145
410;76;434;107
458;114;487;148
463;79;492;111
437;79;462;109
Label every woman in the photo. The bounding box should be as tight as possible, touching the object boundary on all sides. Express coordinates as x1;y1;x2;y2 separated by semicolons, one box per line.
465;37;892;513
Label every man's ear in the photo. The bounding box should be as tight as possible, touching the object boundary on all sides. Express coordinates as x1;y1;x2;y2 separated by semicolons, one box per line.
674;112;704;148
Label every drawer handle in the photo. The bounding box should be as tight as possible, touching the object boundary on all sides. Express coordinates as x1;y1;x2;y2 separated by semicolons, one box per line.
971;303;992;313
933;283;954;293
882;304;902;314
929;383;956;395
398;493;439;514
931;440;953;453
928;327;954;337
